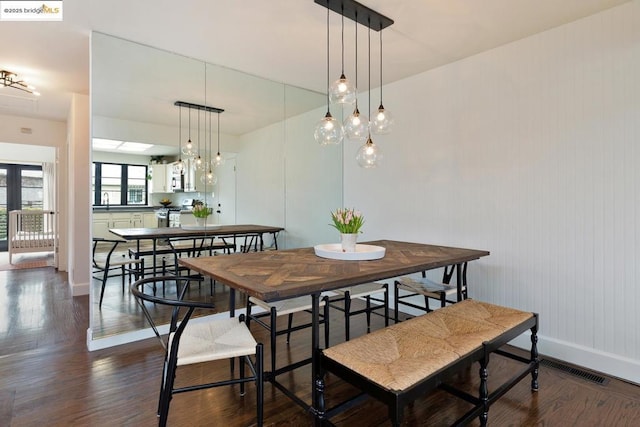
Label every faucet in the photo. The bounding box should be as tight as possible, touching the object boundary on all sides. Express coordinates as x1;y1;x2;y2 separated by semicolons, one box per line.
103;192;109;210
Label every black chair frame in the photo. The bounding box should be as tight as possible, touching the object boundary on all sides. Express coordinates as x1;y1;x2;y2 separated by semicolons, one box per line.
92;237;143;308
131;276;264;427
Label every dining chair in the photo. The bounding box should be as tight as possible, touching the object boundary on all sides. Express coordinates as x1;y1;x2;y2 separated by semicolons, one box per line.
160;237;233;295
92;237;143;308
246;295;330;374
131;276;264;427
393;263;468;322
329;282;389;341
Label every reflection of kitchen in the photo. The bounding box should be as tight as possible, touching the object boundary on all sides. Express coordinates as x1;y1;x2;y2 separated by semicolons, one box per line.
92;150;230;239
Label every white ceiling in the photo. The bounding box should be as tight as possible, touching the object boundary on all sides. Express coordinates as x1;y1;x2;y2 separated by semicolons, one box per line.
0;0;630;127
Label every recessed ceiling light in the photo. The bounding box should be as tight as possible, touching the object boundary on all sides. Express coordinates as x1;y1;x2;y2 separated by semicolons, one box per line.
92;138;154;152
92;138;122;150
119;142;153;152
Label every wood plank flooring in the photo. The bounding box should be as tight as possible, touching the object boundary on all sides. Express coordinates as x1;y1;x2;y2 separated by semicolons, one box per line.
1;266;639;426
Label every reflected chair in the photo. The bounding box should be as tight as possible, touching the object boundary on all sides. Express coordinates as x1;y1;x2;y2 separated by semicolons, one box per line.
394;262;468;322
92;237;143;308
329;282;389;341
246;295;330;374
131;276;264;427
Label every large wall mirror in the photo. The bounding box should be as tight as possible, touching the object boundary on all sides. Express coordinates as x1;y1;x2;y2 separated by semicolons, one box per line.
90;32;337;346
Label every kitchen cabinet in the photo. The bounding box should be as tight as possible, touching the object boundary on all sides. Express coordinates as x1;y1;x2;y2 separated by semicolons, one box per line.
92;211;155;239
143;213;157;228
150;164;173;193
131;213;143;228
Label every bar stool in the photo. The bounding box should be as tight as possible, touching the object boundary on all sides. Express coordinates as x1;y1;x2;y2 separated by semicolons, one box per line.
329;282;389;341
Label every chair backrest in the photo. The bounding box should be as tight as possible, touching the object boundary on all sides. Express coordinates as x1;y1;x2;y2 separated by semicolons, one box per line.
92;238;122;269
130;276;213;350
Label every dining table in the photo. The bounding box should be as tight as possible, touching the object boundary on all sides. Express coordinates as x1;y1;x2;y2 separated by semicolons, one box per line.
109;224;284;274
179;239;490;420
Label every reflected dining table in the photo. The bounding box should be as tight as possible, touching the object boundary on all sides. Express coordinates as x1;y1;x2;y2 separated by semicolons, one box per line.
179;239;490;420
109;224;284;274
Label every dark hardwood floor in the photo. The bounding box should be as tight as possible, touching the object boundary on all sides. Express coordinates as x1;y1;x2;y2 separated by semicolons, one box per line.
1;266;639;426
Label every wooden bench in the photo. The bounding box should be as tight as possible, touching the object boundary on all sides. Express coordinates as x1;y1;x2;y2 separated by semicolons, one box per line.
315;299;539;426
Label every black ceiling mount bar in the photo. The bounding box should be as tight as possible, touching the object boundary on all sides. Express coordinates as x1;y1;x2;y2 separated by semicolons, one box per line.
174;100;224;114
314;0;393;31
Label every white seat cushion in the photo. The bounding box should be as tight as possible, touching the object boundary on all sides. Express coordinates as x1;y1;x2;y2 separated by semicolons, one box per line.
170;317;257;366
396;276;459;296
249;295;327;316
333;283;387;299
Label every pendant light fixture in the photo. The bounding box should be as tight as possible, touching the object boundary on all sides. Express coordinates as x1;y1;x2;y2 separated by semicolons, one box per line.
356;24;382;168
343;12;368;141
328;7;356;105
195;108;205;171
213;112;225;167
174;101;225;175
181;106;197;159
371;28;394;134
314;0;393;163
314;5;344;145
202;107;217;187
175;105;184;174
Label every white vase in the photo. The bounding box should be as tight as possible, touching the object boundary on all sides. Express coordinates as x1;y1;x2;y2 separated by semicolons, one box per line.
340;233;358;253
195;217;207;227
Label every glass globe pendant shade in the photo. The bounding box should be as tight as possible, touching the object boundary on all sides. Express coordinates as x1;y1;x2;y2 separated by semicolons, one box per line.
213;152;225;167
200;169;217;186
181;139;197;159
329;74;356;105
343;107;368;142
371;104;394;135
194;155;205;171
356;136;383;168
314;112;344;145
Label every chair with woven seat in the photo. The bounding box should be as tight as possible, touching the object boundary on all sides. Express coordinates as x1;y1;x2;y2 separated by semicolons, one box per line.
246;295;330;374
131;276;264;427
329;282;389;341
394;262;468;322
92;237;143;308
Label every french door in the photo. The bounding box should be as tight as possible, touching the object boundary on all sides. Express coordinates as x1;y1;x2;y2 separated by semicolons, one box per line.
0;164;44;251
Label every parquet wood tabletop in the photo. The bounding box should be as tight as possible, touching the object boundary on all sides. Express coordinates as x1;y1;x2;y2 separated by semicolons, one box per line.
180;240;490;301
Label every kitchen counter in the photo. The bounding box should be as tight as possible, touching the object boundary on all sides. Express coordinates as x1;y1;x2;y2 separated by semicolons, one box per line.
93;206;172;213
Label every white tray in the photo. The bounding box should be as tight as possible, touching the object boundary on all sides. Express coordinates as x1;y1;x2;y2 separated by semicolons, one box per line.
180;224;222;231
314;243;386;261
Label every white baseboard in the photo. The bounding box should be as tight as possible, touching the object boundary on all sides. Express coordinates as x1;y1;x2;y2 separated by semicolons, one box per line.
509;334;640;386
71;280;90;296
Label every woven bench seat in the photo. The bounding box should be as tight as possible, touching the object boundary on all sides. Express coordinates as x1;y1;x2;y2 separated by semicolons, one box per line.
317;299;539;426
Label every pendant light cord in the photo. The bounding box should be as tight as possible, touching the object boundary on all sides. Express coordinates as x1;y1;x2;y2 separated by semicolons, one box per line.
325;5;330;113
341;7;345;74
368;22;371;123
178;105;182;160
379;29;383;104
354;12;358;109
217;113;221;154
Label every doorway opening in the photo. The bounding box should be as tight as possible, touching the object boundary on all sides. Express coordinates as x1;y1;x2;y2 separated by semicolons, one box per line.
0;163;44;252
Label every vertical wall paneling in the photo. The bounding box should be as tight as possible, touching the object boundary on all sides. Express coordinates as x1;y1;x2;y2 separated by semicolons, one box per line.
344;1;640;382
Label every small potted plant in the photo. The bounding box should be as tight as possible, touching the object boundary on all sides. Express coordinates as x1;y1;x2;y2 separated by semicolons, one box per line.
330;208;364;252
192;201;212;226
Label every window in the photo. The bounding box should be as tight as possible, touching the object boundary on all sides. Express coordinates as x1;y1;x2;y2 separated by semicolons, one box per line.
93;162;148;206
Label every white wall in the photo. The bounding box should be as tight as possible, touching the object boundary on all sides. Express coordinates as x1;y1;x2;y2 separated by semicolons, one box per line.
67;94;91;296
235;102;343;250
345;1;640;383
